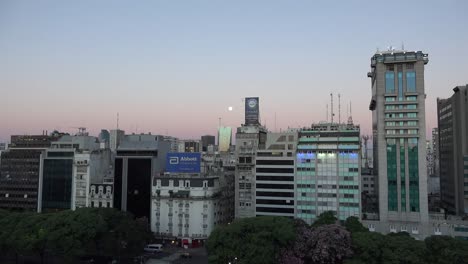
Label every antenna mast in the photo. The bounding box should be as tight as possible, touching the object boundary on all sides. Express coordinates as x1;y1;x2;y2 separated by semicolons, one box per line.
117;113;119;129
338;93;341;124
330;93;334;123
347;101;354;125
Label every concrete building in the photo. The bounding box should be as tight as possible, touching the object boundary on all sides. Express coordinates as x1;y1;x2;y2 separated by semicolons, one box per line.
255;132;297;218
73;149;113;210
151;174;223;246
0;134;59;211
297;123;361;223
110;129;125;151
366;49;430;236
201;135;216;152
218;127;232;152
39;135;101;212
437;85;468;215
114;133;171;220
234;125;267;218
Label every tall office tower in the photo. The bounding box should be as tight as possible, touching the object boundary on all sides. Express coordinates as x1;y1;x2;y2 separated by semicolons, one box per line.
368;49;429;226
297;123;361;223
114;133;171;220
218;127;232;152
437;85;468;215
235;97;266;218
0;134;59;211
255;132;297;218
201;135;216;152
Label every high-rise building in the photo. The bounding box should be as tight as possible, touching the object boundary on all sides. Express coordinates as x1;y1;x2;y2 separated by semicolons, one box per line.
0;134;59;211
201;135;215;152
368;49;429;228
39;135;101;212
218;127;232;152
297;123;361;223
114;133;171;220
437;85;468;215
255;132;297;218
234;125;267;218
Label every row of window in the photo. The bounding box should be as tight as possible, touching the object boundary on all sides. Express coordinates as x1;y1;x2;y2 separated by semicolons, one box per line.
386;121;418;126
386;129;419;135
385;104;417;110
386;96;417;102
385;113;418;118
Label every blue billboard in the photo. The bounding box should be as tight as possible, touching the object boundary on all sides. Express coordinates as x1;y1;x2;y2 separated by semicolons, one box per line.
166;152;201;173
245;97;259;125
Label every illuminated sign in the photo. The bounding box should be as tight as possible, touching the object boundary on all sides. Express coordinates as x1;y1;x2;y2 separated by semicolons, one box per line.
166;153;201;173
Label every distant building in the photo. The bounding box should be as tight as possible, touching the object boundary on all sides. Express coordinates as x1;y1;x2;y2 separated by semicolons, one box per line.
201;135;215;152
110;129;125;151
437;84;468;215
73;149;113;209
184;140;200;153
218;127;232;152
0;134;59;211
114;133;171;220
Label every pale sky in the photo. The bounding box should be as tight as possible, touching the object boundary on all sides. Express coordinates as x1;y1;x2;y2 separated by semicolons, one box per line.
1;0;467;142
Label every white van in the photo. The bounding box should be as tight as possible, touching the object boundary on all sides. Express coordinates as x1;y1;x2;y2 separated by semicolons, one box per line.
144;244;163;253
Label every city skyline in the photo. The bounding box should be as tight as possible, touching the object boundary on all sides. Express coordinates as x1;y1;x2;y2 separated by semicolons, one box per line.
2;0;468;141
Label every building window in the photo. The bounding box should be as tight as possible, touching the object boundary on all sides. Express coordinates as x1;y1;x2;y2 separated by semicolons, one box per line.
385;72;395;93
398;72;403;100
406;72;416;92
406;96;417;101
385;97;396;102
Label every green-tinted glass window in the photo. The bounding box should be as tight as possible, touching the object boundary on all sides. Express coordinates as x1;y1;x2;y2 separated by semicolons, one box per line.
385;97;396;102
408;138;419;212
406;96;417;101
398;72;403;100
386;72;395;93
400;139;406;211
387;139;398;211
406;72;416;92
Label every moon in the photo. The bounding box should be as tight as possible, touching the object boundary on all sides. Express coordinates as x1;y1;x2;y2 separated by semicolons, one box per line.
228;106;233;111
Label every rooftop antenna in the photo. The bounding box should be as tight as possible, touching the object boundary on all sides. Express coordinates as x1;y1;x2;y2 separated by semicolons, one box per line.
330;93;334;124
117;113;119;129
338;93;341;124
347;101;354;125
218;117;221;127
401;42;405;51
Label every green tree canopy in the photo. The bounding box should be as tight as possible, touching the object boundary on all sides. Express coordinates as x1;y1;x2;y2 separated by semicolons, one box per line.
207;216;295;264
344;216;368;233
312;211;338;227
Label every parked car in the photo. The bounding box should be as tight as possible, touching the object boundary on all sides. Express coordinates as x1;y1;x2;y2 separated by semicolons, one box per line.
144;244;163;253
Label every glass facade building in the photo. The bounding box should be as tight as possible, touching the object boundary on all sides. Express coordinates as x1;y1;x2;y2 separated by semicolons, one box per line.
41;152;74;211
296;123;361;223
